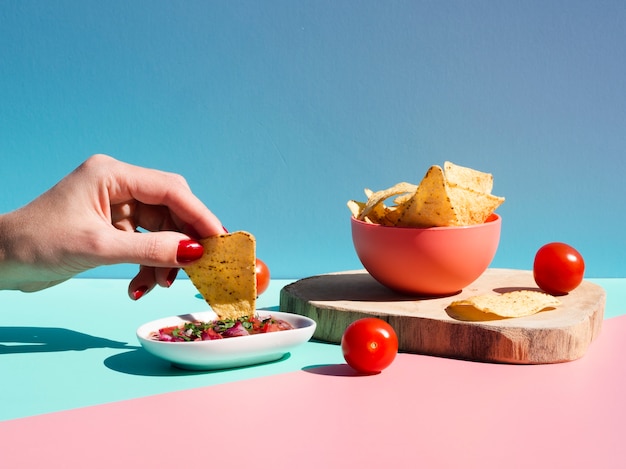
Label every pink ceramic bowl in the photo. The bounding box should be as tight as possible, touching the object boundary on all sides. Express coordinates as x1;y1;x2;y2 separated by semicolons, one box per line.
351;214;501;295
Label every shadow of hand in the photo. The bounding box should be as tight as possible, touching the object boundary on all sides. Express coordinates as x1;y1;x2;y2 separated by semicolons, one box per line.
0;326;136;354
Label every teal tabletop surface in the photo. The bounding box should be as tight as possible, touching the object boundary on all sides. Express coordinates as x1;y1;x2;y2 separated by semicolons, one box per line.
1;277;624;422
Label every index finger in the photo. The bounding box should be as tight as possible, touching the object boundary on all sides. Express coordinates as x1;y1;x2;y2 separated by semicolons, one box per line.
94;155;225;238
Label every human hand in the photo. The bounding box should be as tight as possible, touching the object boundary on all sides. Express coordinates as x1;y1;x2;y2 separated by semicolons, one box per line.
0;154;225;298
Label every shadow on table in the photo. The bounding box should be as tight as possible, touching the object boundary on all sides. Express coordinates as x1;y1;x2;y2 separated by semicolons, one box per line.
302;363;378;377
104;349;202;377
104;348;292;377
283;272;453;302
0;326;135;354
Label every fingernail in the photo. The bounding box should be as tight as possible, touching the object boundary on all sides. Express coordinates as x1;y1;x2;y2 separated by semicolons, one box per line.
166;268;178;287
177;239;203;263
222;226;228;233
132;285;148;301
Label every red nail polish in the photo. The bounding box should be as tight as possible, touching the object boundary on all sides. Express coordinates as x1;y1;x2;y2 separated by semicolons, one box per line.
166;268;178;287
132;285;148;301
177;239;203;263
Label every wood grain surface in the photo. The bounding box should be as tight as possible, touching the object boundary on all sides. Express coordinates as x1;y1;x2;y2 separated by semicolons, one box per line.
279;268;606;364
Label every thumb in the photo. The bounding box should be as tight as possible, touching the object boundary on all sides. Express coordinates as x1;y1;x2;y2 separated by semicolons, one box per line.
99;230;204;268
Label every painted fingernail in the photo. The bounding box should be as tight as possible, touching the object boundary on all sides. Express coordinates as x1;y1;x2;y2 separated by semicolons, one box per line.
222;226;228;233
177;239;203;263
131;285;148;301
166;268;178;287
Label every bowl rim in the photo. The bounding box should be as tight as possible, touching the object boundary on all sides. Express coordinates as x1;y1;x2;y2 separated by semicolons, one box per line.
136;311;316;347
351;212;501;231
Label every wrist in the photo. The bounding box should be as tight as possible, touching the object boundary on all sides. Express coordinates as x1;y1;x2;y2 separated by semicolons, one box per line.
0;210;31;291
0;212;15;289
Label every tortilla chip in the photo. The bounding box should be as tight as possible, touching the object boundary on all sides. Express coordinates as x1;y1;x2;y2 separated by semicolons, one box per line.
348;161;505;228
183;231;257;320
381;204;404;226
347;199;365;219
357;182;418;222
444;161;494;194
450;290;561;318
447;183;505;225
396;165;459;227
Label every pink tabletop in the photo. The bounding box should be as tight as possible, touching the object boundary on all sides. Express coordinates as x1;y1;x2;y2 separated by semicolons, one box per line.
1;315;625;468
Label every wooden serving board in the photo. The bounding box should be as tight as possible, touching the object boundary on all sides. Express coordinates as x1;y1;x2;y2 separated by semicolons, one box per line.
279;268;606;364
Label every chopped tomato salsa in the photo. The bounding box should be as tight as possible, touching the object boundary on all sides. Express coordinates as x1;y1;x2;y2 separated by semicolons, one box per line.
150;316;294;342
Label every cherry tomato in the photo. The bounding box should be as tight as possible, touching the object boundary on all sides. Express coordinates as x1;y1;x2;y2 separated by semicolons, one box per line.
341;318;398;374
533;242;585;295
255;259;270;296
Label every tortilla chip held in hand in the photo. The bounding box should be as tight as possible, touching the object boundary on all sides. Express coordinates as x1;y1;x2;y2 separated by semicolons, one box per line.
183;231;257;320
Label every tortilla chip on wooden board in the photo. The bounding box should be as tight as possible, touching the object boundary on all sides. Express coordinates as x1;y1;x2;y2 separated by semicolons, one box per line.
449;290;561;318
183;231;257;320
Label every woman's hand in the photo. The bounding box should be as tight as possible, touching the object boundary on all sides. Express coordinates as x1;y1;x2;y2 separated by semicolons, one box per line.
0;154;225;298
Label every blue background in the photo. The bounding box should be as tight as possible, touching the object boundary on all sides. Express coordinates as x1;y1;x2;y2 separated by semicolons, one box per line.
1;0;624;279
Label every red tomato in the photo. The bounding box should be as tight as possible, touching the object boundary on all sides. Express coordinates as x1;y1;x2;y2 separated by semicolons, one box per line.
533;242;585;295
261;319;293;333
255;259;270;296
341;318;398;374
